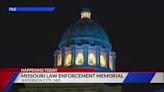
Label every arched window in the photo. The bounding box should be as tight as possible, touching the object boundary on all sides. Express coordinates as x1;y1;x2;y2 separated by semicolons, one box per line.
109;55;113;71
88;53;96;66
100;53;107;68
57;54;62;66
65;51;72;66
75;52;84;65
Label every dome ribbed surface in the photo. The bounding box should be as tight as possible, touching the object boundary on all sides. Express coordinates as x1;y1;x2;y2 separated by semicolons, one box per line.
59;18;111;48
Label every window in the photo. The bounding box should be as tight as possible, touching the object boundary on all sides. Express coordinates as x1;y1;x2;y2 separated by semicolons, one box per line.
65;51;72;66
100;53;106;68
88;53;96;66
75;52;84;65
81;12;91;19
57;54;62;66
109;55;113;71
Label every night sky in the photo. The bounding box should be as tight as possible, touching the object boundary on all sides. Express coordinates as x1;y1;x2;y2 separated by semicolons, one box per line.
0;0;164;72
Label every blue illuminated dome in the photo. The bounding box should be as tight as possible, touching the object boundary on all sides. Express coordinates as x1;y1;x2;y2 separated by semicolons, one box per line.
54;8;116;72
59;18;111;48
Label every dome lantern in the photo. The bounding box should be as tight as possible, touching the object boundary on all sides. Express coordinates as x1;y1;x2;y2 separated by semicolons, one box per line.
80;8;91;19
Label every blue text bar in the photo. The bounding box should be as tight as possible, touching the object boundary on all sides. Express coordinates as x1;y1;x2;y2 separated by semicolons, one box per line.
9;7;55;12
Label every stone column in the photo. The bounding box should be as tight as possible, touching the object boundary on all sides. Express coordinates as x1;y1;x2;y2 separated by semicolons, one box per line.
53;52;57;67
112;51;116;71
62;48;65;67
96;46;100;66
83;44;88;66
71;45;76;66
106;49;110;69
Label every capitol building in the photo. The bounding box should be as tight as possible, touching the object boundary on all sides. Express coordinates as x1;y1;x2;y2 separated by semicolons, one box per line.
17;8;121;92
54;8;116;72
